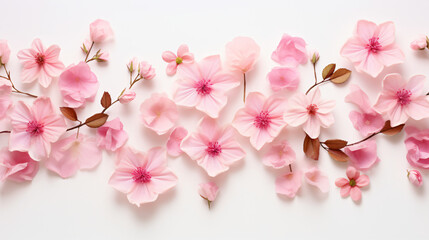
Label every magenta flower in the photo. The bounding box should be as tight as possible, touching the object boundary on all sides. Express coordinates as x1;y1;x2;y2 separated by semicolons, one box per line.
267;66;300;92
404;126;429;169
340;20;404;78
304;167;330;193
181;117;245;177
271;34;307;67
335;167;369;202
162;44;194;75
0;39;11;65
199;182;219;209
407;169;423;187
166;126;188;157
17;38;65;88
344;139;379;171
89;19;113;43
96;118;129;152
0;80;12;119
109;147;178;207
275;171;302;198
262;140;295;169
373;73;429;127
225;36;260;73
174;55;239;118
140;93;179;135
8;97;66;161
0;148;39;182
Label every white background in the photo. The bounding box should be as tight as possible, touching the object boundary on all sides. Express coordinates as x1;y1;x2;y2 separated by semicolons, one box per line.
1;0;429;239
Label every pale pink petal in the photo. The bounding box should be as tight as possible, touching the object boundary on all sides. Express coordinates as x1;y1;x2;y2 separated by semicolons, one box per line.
275;171;302;198
382;73;406;93
180;135;208;160
198;55;221;80
406;98;429;121
340;185;351;197
345;84;373;112
250;128;272;150
345;139;379;171
350;187;362;201
108;168;135;193
242;92;266;116
304;167;329;193
167;127;188;157
198;155;229;177
356;52;384;78
376;46;404;67
356;174;370;187
162;51;176;62
31;38;44;53
177;44;189;57
406;75;425;96
147;169;178;193
127;183;158;206
195;93;227;118
144;147;167;175
303;115;321;139
232;108;258;137
389;104;408;126
262;140;295;169
377;21;395;47
166;62;178;75
335;178;349;187
346;166;359;180
340;38;368;63
140;93;178;135
267;67;300;92
356;20;377;43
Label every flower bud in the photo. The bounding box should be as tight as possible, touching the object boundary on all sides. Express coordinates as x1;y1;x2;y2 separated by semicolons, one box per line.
410;36;427;50
139;61;156;80
0;40;11;65
198;182;219;209
119;89;136;104
96;52;109;62
127;57;138;73
407;169;423;187
81;39;92;54
309;50;320;64
89;19;113;43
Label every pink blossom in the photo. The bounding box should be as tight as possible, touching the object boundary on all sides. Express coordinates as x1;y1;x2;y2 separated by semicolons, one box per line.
407;169;423;187
262;140;295;169
96;118;128;152
267;66;300;92
17;38;65;88
8;97;66;161
89;19;113;43
410;35;427;50
271;34;307;67
275;171;302;198
340;20;404;78
45;133;102;178
304;167;329;193
174;55;239;118
139;61;156;80
127;57;139;73
181;117;245;177
404;126;429;169
0;40;11;64
108;147;178;207
225;36;260;73
284;88;335;139
199;182;219;208
232;92;286;150
166;126;188;157
162;44;194;75
335;166;369;202
344;139;379;171
119;89;136;104
140;93;178;135
345;84;384;136
373;73;429;127
0;80;12;119
59;62;99;108
0;148;39;182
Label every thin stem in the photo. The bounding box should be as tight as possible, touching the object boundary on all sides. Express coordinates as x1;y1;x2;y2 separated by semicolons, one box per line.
129;72;133;85
66;122;85;132
289;164;293;172
243;73;246;103
313;63;317;84
305;79;330;95
2;64;38;98
0;130;11;134
345;132;379;147
84;41;95;62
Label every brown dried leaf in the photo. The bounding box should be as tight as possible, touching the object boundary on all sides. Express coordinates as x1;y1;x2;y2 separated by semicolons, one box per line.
101;91;112;109
330;68;351;84
303;134;320;160
85;113;109;128
380;120;405;136
328;149;349;162
322;63;336;80
60;107;78;121
323;139;348;150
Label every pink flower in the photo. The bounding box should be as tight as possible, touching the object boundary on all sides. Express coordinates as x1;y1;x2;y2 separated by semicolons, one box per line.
407;169;423;187
410;35;427;50
119;89;136;104
404;126;429;169
139;61;156;80
232;92;286;150
340;20;404;78
96;118;128;152
108;147;178;207
162;44;194;75
127;57;139;73
284;88;335;139
225;36;260;73
0;80;12;119
181;117;245;177
140;93;178;135
271;34;307;67
89;19;113;43
166;126;188;157
17;38;65;88
59;62;99;108
345;84;384;136
45;133;102;178
304;167;329;193
275;171;302;198
174;55;239;118
373;73;429;127
262;140;295;169
344;139;379;171
0;148;39;182
335;167;369;202
8;97;66;161
267;66;300;92
199;182;219;208
0;40;11;64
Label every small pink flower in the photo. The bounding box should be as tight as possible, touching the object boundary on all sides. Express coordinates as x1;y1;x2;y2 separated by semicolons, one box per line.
335;166;369;202
181;117;245;177
45;133;102;178
162;44;194;75
410;35;427;50
108;147;178;207
340;20;404;78
284;88;335;139
8;97;66;161
119;89;136;104
127;57;139;73
232;92;286;150
139;61;156;80
267;66;300;92
199;182;219;209
304;167;329;193
166;126;188;157
225;36;260;73
345;84;384;136
373;73;429;127
174;55;239;118
262;140;295;169
140;93;178;135
0;80;12;119
271;34;307;67
275;171;302;198
0;148;39;182
344;139;379;171
407;169;423;187
59;62;99;108
89;19;113;43
0;40;11;64
96;118;128;152
17;38;65;88
404;126;429;169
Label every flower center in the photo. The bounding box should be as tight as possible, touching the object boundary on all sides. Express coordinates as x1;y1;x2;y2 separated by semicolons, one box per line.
254;111;271;129
349;179;356;187
35;53;45;65
26;120;44;136
306;104;318;115
195;79;212;95
366;37;382;53
396;89;412;106
132;167;152;183
176;57;183;65
206;141;222;157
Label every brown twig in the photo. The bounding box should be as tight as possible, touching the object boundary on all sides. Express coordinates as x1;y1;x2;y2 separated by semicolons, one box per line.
2;64;38;98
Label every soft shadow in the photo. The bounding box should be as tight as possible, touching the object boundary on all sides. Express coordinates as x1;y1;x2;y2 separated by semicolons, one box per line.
0;180;32;196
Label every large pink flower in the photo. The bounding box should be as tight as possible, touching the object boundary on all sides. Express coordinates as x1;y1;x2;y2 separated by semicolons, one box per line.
373;73;429;127
181;117;245;177
8;97;67;161
17;38;65;88
96;118;128;152
174;55;239;118
109;147;178;207
340;20;404;78
344;139;379;171
140;93;178;135
404;126;429;169
162;44;194;75
271;34;307;67
59;62;99;108
275;171;302;198
232;92;286;150
262;140;295;169
0;39;11;65
0;79;12;119
335;166;369;202
0;148;39;182
284;88;335;139
225;36;260;73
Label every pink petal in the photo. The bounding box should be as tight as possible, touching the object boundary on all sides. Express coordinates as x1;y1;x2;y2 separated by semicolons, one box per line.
198;154;229;177
147;169;178;193
242;92;266;115
177;44;189;57
262;140;295;169
350;187;362;202
166;62;177;75
250;128;273;150
340;37;368;63
108;168;135;193
406;98;429;121
127;183;158;207
389;104;408;126
232;108;258;137
180;134;208;160
356;20;377;43
196;117;221;143
335;178;349;187
377;21;395;47
162;51;176;62
340;185;351;197
166;127;188;157
303;115;321;139
345;139;379;171
345;84;373;112
406;75;425;96
31;38;44;53
198;55;221;80
195;92;227;118
356;174;370;187
356;52;384;78
346;166;359;180
275;171;302;198
144;147;167;175
304;167;330;193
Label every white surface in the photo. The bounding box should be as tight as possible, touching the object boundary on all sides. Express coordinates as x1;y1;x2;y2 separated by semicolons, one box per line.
1;0;429;239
